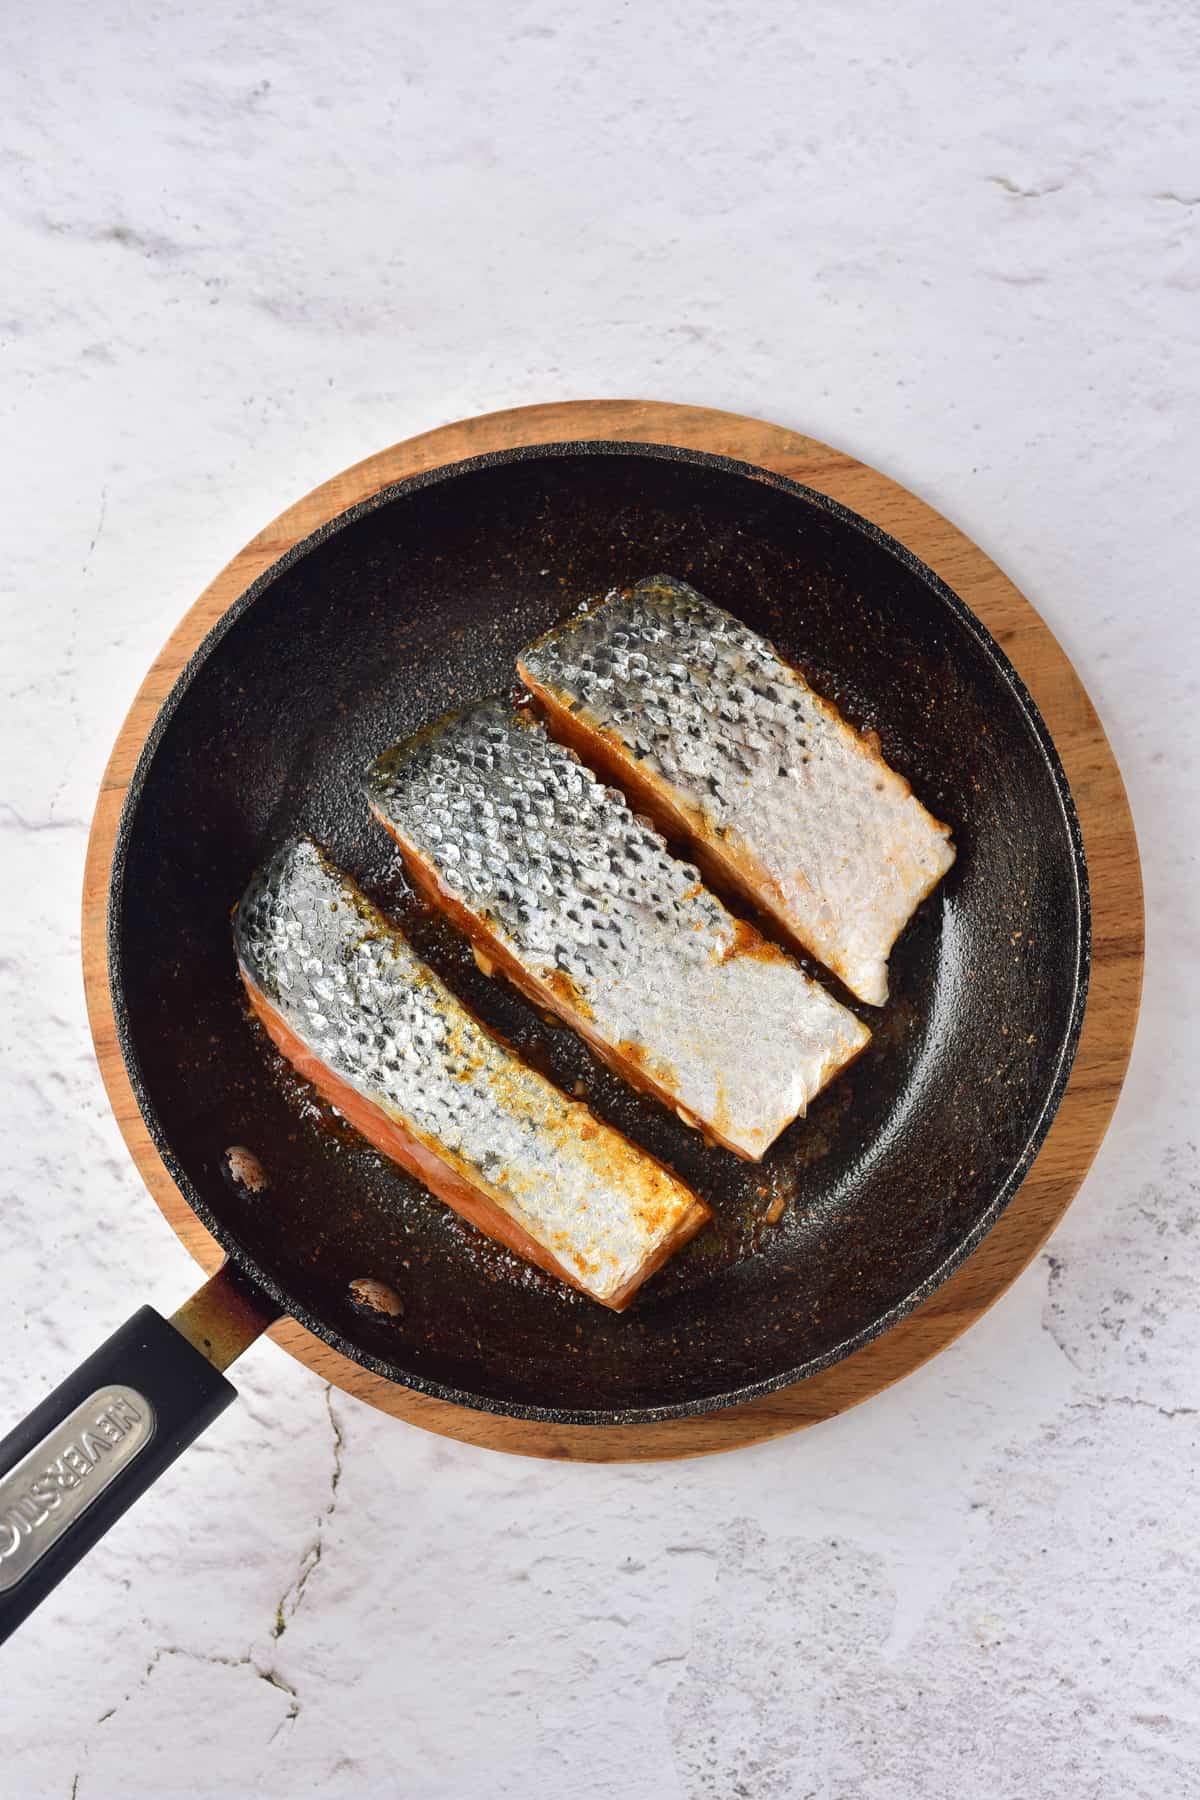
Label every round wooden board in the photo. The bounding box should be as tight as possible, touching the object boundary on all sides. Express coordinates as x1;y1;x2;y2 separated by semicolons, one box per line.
81;401;1143;1461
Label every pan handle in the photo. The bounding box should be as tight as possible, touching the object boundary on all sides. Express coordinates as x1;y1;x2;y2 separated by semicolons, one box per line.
0;1265;276;1645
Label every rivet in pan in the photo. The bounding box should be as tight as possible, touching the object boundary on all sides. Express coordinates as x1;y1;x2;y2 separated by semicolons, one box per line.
223;1145;269;1194
348;1278;405;1318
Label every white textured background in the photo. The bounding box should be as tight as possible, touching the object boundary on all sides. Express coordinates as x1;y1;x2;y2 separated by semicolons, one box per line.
3;2;1198;1795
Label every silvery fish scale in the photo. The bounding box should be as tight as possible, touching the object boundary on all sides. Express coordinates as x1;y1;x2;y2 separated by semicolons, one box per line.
519;575;956;1006
367;701;868;1159
235;837;702;1305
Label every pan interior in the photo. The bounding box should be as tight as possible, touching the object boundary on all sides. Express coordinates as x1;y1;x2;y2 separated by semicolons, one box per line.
113;444;1087;1421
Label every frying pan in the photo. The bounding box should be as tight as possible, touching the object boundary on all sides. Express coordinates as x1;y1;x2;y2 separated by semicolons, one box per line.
0;441;1088;1641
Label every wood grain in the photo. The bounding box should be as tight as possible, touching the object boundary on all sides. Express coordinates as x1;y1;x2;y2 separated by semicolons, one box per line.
80;400;1144;1461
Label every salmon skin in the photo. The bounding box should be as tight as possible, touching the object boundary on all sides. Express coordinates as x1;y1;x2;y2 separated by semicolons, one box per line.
518;576;956;1007
233;838;709;1310
365;701;869;1161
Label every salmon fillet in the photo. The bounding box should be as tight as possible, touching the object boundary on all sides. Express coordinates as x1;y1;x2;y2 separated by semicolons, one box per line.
518;576;956;1006
365;701;869;1161
234;839;709;1310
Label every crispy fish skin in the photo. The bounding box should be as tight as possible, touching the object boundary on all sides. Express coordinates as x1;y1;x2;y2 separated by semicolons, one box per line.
365;701;869;1161
518;576;956;1007
233;838;709;1310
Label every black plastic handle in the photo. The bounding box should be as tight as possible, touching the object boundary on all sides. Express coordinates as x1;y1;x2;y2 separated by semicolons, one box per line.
0;1307;236;1645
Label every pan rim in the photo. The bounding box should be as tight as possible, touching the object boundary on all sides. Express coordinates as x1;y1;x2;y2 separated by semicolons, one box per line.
107;438;1091;1426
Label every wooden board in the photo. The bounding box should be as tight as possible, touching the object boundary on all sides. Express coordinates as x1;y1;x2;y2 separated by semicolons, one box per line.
81;401;1144;1461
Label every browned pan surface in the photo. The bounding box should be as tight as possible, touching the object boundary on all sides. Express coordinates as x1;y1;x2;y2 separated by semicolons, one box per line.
110;443;1088;1421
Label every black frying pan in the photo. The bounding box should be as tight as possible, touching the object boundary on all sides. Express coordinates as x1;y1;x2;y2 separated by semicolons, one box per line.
0;443;1088;1640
